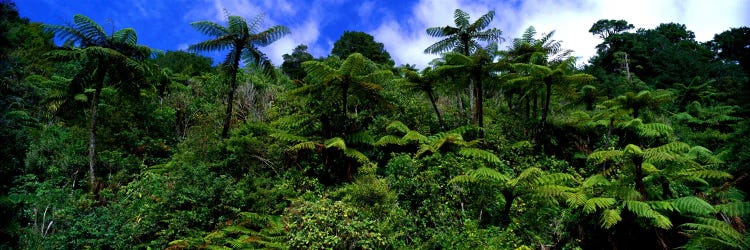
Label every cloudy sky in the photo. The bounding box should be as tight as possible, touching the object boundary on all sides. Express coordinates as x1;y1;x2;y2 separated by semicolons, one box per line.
16;0;750;68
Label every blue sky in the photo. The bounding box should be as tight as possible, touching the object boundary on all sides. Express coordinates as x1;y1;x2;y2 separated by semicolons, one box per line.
16;0;750;68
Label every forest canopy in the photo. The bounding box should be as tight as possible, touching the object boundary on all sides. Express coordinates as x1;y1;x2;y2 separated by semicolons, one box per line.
1;1;749;249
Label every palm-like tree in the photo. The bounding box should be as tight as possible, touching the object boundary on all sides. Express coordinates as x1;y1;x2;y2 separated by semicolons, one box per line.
451;166;576;224
299;53;393;137
438;48;506;128
424;9;503;56
189;14;289;138
45;14;151;190
508;57;595;136
399;68;444;129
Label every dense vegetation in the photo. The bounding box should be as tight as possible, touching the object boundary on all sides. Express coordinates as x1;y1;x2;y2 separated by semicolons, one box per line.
2;2;749;249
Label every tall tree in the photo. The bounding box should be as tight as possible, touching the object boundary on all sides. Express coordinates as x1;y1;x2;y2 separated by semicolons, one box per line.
189;13;289;138
425;9;503;128
300;53;392;137
438;48;505;128
589;19;634;40
331;31;393;66
45;14;151;190
400;67;444;129
424;9;504;56
281;44;314;81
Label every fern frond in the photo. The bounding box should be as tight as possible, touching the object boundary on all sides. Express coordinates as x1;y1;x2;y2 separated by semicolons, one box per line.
458;148;500;163
600;208;622;229
386;121;410;135
584;197;617;214
373;135;403;147
582;174;611;188
714;202;750;217
450;174;477;184
324;137;347;150
623;200;658;219
673;196;714;216
681;217;748;250
470;167;509;182
343;148;370;165
402;130;428;144
289;141;320;152
270;131;308;143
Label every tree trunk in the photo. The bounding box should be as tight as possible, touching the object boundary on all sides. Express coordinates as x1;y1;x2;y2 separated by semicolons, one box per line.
88;70;105;192
501;191;514;225
475;72;484;128
341;82;349;136
427;90;444;129
634;159;647;200
540;80;552;132
221;47;243;139
532;89;538;119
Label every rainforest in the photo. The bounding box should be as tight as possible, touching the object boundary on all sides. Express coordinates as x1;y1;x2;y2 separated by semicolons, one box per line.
1;1;749;249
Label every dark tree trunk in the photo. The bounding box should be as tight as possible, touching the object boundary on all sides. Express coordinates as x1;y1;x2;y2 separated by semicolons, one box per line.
426;90;444;129
221;47;243;139
634;159;647;200
532;89;538;119
540;80;552;133
88;69;105;192
341;82;349;136
475;72;484;128
501;191;515;225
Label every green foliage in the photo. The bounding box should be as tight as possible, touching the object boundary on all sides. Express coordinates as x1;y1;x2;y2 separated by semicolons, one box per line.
284;198;387;249
331;31;393;66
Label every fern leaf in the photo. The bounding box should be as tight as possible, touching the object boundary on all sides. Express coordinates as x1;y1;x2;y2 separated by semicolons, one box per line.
651;213;673;229
714;202;750;217
582;174;611;188
600;208;622;229
289;141;319;152
673;196;714;216
373;135;403;147
324;137;347;150
624;200;658;219
449;173;475;184
470;167;509;182
458;148;500;163
343;148;370;165
584;197;616;214
402;130;428;144
386;121;410;135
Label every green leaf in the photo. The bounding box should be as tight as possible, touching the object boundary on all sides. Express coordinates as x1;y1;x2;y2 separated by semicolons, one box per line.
673;196;714;216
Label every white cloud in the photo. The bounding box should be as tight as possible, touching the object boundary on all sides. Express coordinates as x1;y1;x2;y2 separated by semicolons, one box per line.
371;0;749;68
357;1;375;20
265;17;322;65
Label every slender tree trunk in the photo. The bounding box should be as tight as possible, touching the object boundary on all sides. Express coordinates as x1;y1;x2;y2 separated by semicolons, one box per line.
427;90;444;129
634;159;647;200
475;72;484;128
469;83;475;123
540;80;552;133
532;89;538;119
632;107;640;119
88;71;105;192
341;82;349;136
501;191;514;225
221;48;243;139
456;93;465;121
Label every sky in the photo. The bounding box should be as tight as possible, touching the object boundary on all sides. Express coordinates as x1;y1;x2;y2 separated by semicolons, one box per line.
15;0;750;69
